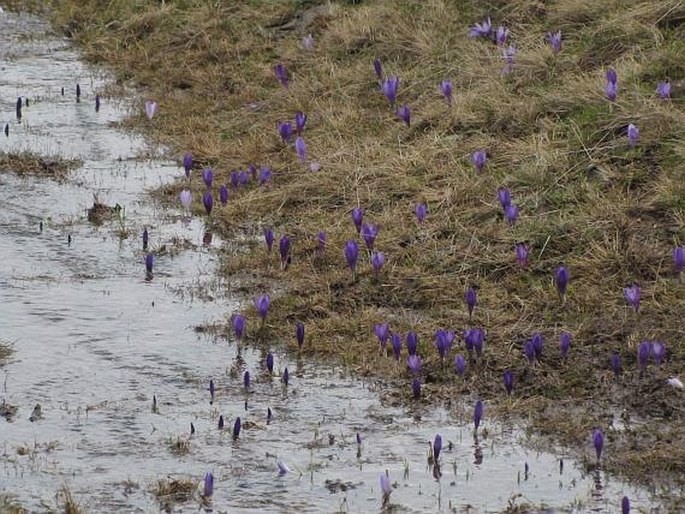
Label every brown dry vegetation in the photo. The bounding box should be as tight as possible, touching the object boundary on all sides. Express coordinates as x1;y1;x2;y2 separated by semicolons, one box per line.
0;150;81;180
46;0;685;493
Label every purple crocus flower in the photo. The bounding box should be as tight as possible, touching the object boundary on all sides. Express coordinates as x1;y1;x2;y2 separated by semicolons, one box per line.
406;331;418;356
361;223;379;250
455;354;466;376
434;329;454;360
531;332;544;360
624;284;641;312
266;352;274;373
652;341;665;368
471;149;487;172
657;81;671;99
627;124;639;148
373;58;383;80
555;266;569;299
301;33;314;50
622;496;630;514
295;112;307;133
495;26;509;45
219;184;229;205
396;104;411;127
606;81;617;102
278;121;293;143
344;240;359;273
546;30;562;53
516;243;529;267
145;100;157;120
145;253;154;274
501;45;516;73
611;353;622;377
218;415;224;430
282;367;289;386
274;64;288;88
232;314;246;341
498;188;511;209
407;354;421;375
440;80;453;105
465;328;485;359
95;94;101;112
503;370;514;395
593;429;603;460
380;473;392;502
203;191;213;215
233;417;241;439
279;235;290;269
243;370;250;389
278;459;290;475
474;400;483;430
183;152;192;178
371;252;385;279
238;170;249;186
468;17;492;38
560;332;571;359
392;333;402;360
179;190;192;210
524;340;535;364
230;171;239;189
504;204;519;225
259;167;271;186
412;378;421;399
674;246;685;273
466;287;477;318
264;228;274;252
381;76;399;106
351;207;364;234
606;68;618;84
415;202;427;223
296;322;305;348
202;168;213;189
254;294;270;320
638;341;650;374
374;323;390;348
295;136;307;162
203;472;214;498
142;228;149;250
433;434;442;461
317;231;326;254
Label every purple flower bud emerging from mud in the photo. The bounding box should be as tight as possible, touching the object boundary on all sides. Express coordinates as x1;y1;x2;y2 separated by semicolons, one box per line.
373;58;383;80
605;81;617;102
407;354;422;375
203;472;214;498
274;63;288;88
295;137;307;162
674;246;685;273
317;231;326;253
179;189;192;210
203;191;213;215
295;322;305;348
455;354;466;375
498;188;511;209
433;434;442;461
627;124;639;148
495;26;509;45
638;341;650;374
466;287;477;318
145;100;157;119
504;370;514;395
371;252;385;279
593;429;603;460
471;149;487;173
624;284;640;312
657;81;671;99
202;168;213;189
474;400;483;430
468;17;492;38
232;314;246;341
264;228;274;252
243;370;250;389
266;352;274;374
611;353;622;377
279;235;290;268
622;496;630;514
555;266;569;298
524;340;535;364
396;104;411;127
254;295;270;320
406;331;418;356
233;417;241;439
392;333;402;360
374;323;390;348
145;253;154;274
351;207;364;234
546;30;562;53
279;121;293;143
382;76;399;106
412;377;421;399
345;240;359;273
516;243;529;267
652;341;665;368
560;332;571;359
380;473;392;501
142;228;149;250
219;184;229;205
415;202;427;224
440;80;453;105
361;223;379;250
183;153;192;177
282;367;289;386
295;112;307;133
505;204;519;225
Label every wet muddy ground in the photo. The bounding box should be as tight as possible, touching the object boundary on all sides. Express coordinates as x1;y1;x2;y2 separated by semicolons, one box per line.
0;10;673;513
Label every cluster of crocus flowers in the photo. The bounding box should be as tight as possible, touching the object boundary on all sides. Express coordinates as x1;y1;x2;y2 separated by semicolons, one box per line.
638;340;666;375
605;69;618;102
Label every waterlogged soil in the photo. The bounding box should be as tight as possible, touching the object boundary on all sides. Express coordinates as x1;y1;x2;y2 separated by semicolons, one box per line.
0;10;671;513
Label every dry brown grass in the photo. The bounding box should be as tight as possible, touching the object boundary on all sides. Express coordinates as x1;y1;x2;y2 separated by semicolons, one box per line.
48;0;685;487
0;151;81;180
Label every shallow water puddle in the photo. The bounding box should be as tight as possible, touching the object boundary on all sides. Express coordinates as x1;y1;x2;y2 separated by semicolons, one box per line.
0;10;667;513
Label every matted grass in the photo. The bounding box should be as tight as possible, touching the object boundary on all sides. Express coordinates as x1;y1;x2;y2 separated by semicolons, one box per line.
0;151;81;180
48;0;685;488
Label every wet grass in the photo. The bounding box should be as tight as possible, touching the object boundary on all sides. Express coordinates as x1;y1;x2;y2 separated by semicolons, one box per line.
0;340;14;364
0;151;81;181
151;477;197;510
46;0;685;492
0;494;26;514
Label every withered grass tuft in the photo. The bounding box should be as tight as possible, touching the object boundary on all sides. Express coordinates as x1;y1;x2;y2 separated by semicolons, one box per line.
48;0;685;488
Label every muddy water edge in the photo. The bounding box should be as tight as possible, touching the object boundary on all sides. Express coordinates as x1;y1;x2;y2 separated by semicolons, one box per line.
0;7;681;514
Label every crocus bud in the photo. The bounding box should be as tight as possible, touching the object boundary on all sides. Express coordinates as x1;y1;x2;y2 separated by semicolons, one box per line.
474;400;483;430
371;252;385;279
415;202;427;223
657;82;671;99
611;353;622;377
202;191;213;215
344;240;359;273
279;235;291;269
361;223;379;250
433;434;442;461
627;124;639;148
555;266;569;299
254;294;270;320
233;417;241;439
471;149;487;173
503;370;514;395
382;76;399;106
274;64;288;88
142;228;149;250
183;152;192;177
264;228;274;252
440;80;453;105
351;208;364;233
396;104;411;127
295;136;307;162
465;287;477;318
219;185;229;206
412;378;421;399
374;323;390;348
266;352;274;373
145;100;157;119
623;284;640;312
203;472;214;498
593;429;603;460
180;190;192;210
232;314;245;341
392;334;402;360
515;243;529;267
202;168;213;189
295;112;307;133
373;58;383;80
406;331;418;356
455;354;466;376
296;322;305;348
145;253;154;274
560;332;571;359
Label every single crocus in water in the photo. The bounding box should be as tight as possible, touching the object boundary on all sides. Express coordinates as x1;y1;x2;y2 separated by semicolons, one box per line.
381;76;400;106
546;30;562;53
178;189;191;210
412;378;421;399
374;323;390;348
396;104;411;127
392;333;402;360
183;152;192;178
243;370;250;389
278;121;293;143
202;168;213;189
371;252;385;279
622;496;630;514
202;191;213;215
503;370;514;395
555;266;569;299
145;100;157;119
264;228;274;253
406;331;418;356
560;332;571;359
380;472;392;504
657;81;671;99
673;246;684;274
95;94;100;112
266;352;274;373
218;415;224;430
203;472;214;498
638;341;650;375
254;294;270;321
433;434;442;462
652;341;666;368
373;58;383;80
466;287;477;318
282;367;289;386
344;240;359;273
233;417;241;439
232;314;245;341
142;228;149;250
361;223;379;250
471;149;487;173
474;400;484;431
209;379;215;400
515;243;529;267
611;353;622;378
440;80;453;105
295;111;307;133
219;184;229;206
351;207;364;234
145;253;154;274
279;235;291;269
627;123;639;148
455;354;466;376
274;64;288;88
296;322;305;349
407;354;422;375
624;284;641;312
593;429;604;460
415;202;427;223
278;459;290;475
504;204;519;225
295;137;307;162
468;17;492;38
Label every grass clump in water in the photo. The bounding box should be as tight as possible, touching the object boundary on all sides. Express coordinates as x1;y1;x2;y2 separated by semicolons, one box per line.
0;151;81;180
